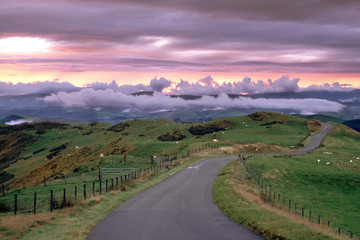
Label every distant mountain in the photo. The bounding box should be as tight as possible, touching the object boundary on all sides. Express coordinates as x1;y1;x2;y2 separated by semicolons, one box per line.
250;90;360;102
343;119;360;132
0;90;359;124
1;114;89;125
295;114;344;123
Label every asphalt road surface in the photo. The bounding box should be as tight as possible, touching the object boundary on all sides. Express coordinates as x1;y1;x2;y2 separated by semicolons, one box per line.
297;123;333;154
88;156;264;240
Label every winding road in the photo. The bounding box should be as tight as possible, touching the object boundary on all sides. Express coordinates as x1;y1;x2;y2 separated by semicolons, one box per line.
297;123;333;154
88;157;263;240
88;123;333;240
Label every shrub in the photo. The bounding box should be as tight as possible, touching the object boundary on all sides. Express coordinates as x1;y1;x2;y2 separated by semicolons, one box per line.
107;121;130;132
189;120;235;135
49;143;68;152
158;128;186;141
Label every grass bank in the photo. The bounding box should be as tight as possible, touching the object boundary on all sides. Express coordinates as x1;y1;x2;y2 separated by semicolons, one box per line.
246;124;360;237
213;160;341;240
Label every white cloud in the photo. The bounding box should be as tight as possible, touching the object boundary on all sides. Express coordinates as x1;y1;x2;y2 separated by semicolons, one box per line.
44;89;344;113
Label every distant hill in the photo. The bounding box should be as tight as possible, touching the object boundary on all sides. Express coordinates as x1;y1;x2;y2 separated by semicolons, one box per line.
343;119;360;132
295;114;343;123
1;114;89;125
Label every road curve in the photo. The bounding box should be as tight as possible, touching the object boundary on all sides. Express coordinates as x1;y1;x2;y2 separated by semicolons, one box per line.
296;122;333;154
88;156;264;240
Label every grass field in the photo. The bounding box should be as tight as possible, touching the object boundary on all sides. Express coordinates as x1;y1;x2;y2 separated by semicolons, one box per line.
213;160;339;240
2;111;348;239
244;123;360;237
0;112;310;190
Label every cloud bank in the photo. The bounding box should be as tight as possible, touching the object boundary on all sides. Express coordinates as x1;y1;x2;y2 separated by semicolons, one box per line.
0;75;356;97
44;88;344;114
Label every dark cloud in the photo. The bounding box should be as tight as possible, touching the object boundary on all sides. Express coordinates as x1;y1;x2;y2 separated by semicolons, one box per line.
0;80;79;96
1;0;360;79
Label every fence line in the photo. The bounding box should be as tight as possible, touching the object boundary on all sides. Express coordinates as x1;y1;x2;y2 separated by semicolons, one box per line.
1;141;232;214
239;154;355;239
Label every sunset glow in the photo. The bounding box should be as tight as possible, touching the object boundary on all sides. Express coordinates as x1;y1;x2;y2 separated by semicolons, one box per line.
0;0;359;90
0;37;52;54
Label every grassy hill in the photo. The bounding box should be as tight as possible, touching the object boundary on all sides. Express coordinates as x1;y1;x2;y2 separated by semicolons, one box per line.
240;123;360;236
0;112;312;189
1;112;358;239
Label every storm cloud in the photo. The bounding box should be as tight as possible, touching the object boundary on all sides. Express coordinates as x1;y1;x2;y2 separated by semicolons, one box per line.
1;0;360;78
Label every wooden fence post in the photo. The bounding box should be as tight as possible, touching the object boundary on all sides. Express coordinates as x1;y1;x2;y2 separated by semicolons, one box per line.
318;215;320;225
43;177;46;186
99;168;102;195
1;184;4;196
111;178;114;190
83;184;86;200
62;188;66;208
50;190;53;212
14;194;17;215
289;200;291;210
106;180;108;192
92;182;95;196
302;208;304;218
75;186;77;200
309;210;312;222
33;192;37;214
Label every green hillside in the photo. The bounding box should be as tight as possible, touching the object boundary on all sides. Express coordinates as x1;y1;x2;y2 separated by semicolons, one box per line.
242;123;360;236
0;112;311;189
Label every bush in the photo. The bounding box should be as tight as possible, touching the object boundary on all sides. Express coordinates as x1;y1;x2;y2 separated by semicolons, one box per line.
107;121;130;132
49;143;68;152
189;120;235;135
158;128;186;141
33;147;46;154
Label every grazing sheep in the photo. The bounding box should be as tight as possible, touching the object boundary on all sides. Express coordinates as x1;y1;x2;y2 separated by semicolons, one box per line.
326;162;330;165
100;153;104;158
350;160;353;163
317;159;321;163
213;139;218;142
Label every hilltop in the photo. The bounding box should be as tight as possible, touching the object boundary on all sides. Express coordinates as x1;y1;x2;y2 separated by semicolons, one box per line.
0;112;312;189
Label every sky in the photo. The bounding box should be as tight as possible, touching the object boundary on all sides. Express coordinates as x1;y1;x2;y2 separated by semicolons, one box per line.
1;0;360;92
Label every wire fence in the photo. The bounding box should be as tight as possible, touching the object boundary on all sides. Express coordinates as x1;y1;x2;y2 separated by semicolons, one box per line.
239;154;356;239
0;141;235;215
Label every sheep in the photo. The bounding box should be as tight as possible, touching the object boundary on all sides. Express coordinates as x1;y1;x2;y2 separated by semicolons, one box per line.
326;162;330;166
213;139;218;142
317;159;321;163
350;160;353;163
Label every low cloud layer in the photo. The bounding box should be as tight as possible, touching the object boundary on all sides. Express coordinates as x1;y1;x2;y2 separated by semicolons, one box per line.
44;88;344;114
0;75;356;97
